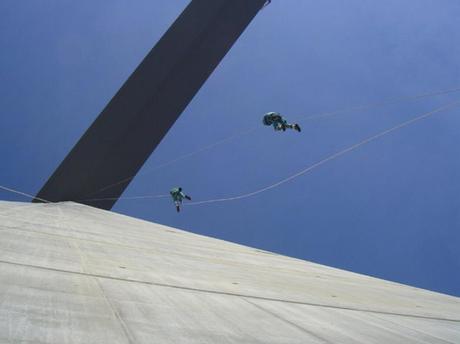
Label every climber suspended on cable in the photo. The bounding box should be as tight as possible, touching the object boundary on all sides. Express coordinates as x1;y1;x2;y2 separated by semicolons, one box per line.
170;187;192;212
263;112;301;132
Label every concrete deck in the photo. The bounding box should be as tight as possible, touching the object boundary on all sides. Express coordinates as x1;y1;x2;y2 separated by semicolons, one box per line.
0;200;459;343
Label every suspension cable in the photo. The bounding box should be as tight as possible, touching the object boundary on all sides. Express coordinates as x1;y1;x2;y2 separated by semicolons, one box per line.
186;100;460;206
0;185;49;203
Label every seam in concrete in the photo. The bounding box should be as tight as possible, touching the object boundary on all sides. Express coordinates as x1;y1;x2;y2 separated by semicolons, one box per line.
367;312;457;344
1;259;459;323
337;307;456;344
95;277;136;344
243;298;333;344
71;238;136;344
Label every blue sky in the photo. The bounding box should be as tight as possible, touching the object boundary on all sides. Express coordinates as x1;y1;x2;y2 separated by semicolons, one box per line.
1;1;460;296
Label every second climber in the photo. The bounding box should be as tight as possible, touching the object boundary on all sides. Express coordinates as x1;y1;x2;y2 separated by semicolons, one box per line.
170;187;192;212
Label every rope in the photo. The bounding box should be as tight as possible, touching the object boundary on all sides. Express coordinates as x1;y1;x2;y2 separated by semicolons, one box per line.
0;185;49;203
80;194;169;202
84;86;460;199
186;100;460;206
85;127;257;198
294;86;460;122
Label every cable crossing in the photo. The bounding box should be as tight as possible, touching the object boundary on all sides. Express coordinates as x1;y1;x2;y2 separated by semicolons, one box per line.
84;86;460;199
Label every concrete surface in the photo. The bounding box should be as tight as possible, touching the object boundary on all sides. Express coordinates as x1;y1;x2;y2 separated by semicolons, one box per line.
0;200;459;343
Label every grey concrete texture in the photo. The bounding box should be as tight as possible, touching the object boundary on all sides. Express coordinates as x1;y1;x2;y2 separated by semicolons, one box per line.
0;200;459;343
34;0;266;210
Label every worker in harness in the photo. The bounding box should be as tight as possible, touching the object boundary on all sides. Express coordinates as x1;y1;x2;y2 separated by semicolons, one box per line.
263;112;301;132
170;187;192;212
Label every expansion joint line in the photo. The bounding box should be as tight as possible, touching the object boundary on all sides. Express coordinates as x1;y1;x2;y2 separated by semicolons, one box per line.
0;258;458;323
